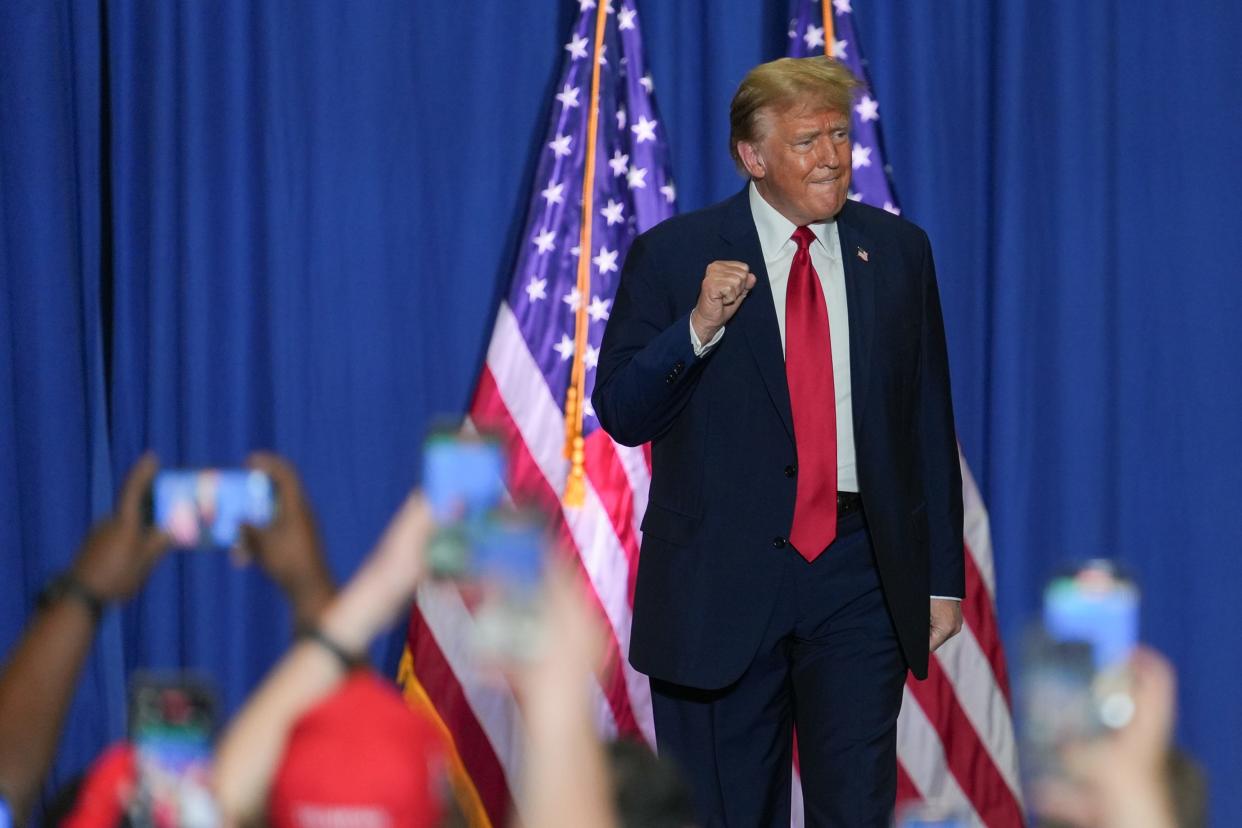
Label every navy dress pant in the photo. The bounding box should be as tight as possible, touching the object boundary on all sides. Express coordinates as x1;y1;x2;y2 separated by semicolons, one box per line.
650;509;908;827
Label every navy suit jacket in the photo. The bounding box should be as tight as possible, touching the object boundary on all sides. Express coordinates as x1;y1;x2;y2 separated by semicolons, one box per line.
593;188;964;689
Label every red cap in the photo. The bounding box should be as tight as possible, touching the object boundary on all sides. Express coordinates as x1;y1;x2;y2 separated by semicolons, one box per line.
268;672;450;828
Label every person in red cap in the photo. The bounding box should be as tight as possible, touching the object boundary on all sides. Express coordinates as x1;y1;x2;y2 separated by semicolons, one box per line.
268;672;451;828
214;491;455;826
215;487;623;828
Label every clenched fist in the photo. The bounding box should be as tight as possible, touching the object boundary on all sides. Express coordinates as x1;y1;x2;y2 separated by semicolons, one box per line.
691;260;757;343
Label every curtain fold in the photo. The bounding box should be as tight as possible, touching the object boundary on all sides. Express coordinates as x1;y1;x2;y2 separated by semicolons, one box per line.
0;0;124;800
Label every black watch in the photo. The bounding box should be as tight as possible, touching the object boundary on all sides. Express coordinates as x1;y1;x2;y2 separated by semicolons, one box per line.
297;626;366;672
37;572;105;625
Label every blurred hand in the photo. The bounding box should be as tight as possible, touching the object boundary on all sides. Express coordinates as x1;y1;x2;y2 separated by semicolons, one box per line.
512;561;606;706
71;453;171;602
511;561;618;828
928;597;963;653
1032;647;1179;828
1070;647;1176;788
236;452;335;627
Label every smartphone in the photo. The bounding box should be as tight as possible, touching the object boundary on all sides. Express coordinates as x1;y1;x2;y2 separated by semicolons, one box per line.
1018;632;1101;784
467;511;549;664
422;431;507;579
128;674;219;827
893;801;971;828
1042;559;1139;672
149;468;276;548
419;430;552;661
1020;561;1142;786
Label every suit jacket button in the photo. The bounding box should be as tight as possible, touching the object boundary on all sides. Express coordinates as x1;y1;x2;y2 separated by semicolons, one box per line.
665;374;675;384
784;464;797;478
673;360;685;372
772;536;786;548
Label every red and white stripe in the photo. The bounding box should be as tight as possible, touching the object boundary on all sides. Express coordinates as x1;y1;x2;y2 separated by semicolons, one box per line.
404;305;1022;826
892;454;1025;827
404;303;656;826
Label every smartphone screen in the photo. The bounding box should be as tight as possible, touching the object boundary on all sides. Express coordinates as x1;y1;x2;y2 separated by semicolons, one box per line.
469;513;548;663
1018;633;1101;783
470;511;545;590
1042;561;1139;670
422;432;507;579
152;469;276;548
894;813;971;828
129;675;218;826
423;432;506;524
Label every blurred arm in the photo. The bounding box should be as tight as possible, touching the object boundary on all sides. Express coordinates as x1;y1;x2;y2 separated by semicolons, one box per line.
0;455;168;825
517;568;617;828
212;491;432;825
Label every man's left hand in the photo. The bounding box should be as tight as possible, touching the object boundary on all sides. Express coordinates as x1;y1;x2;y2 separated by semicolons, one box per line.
236;452;336;627
929;598;963;653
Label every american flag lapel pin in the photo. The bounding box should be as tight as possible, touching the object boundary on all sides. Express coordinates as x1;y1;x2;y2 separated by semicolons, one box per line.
856;247;869;262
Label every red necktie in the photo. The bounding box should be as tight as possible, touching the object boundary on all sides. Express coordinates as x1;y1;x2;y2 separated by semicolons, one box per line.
785;226;837;561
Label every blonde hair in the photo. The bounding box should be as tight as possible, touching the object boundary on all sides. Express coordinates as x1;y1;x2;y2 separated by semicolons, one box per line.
729;56;862;171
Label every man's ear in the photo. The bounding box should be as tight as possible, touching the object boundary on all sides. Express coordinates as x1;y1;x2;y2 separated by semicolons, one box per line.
737;141;766;180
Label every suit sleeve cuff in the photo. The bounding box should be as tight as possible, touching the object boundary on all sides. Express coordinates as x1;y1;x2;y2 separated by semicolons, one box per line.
689;316;725;357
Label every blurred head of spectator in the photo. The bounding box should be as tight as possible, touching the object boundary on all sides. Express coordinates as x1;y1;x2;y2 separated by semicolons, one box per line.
268;671;452;828
606;738;698;828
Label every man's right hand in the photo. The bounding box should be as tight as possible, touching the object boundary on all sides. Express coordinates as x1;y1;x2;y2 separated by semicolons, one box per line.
691;260;757;343
72;452;171;602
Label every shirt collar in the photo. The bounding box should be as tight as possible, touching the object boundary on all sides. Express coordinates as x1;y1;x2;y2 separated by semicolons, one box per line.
747;181;835;263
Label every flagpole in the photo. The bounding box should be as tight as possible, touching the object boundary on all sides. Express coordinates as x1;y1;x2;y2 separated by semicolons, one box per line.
562;2;610;508
397;653;492;827
822;0;834;56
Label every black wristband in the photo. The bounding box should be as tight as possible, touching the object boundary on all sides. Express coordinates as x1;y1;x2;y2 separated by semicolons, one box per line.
37;572;105;625
298;626;365;672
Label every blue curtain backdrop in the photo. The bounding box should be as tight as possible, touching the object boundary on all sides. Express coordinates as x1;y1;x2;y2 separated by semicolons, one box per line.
2;0;1239;823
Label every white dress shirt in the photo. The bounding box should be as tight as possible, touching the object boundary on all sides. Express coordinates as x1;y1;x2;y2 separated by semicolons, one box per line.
691;182;858;492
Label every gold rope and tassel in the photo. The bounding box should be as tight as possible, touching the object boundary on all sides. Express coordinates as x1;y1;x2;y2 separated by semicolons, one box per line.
561;2;610;507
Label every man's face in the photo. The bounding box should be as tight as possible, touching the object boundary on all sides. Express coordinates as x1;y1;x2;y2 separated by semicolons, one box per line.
740;103;852;226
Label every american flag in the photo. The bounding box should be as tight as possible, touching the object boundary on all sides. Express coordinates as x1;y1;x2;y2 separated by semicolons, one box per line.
788;2;1025;825
398;2;671;825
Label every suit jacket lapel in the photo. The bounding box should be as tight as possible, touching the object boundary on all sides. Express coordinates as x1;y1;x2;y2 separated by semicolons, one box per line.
717;189;795;440
837;201;876;426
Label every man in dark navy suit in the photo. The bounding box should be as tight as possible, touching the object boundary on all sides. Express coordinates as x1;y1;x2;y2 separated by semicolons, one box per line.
593;56;965;827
